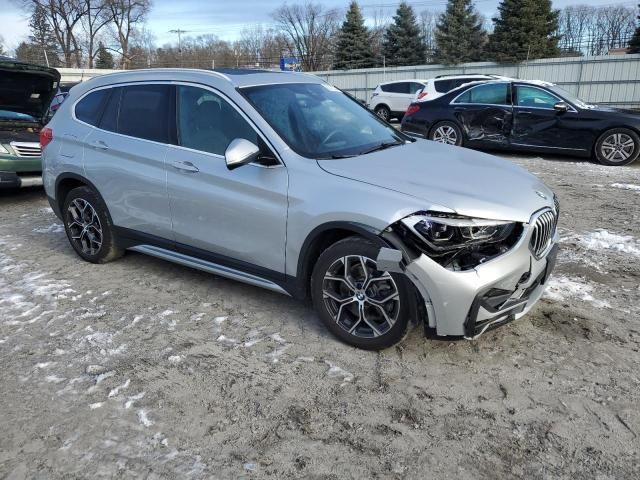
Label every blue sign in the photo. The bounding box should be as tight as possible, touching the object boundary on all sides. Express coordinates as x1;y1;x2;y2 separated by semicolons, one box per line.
280;57;302;72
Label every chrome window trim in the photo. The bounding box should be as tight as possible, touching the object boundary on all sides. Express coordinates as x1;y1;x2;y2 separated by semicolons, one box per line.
513;84;578;113
71;80;284;168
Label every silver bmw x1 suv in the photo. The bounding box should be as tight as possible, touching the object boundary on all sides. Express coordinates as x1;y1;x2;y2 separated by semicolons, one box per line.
42;69;559;350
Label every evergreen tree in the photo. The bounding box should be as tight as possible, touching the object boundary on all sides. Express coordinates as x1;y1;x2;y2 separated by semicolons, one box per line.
434;0;487;65
333;1;375;70
486;0;559;63
629;4;640;54
96;42;115;69
24;4;61;66
382;2;426;66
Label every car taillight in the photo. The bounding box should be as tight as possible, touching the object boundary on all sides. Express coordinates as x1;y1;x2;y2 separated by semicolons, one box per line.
406;104;421;116
40;127;53;149
417;92;428;99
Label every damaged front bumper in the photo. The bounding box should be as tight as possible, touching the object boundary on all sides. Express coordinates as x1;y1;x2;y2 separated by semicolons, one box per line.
379;216;559;338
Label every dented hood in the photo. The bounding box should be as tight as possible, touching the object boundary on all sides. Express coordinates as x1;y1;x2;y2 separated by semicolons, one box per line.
0;57;60;121
317;140;555;223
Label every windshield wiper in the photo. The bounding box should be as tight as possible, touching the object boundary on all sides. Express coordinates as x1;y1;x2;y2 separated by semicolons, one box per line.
360;140;404;155
316;153;357;159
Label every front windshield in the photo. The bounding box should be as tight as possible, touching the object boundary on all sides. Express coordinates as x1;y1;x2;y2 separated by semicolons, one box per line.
241;83;407;159
0;110;38;122
549;86;592;109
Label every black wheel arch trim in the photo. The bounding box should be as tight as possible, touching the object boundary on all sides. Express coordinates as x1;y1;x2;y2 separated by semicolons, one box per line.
53;173;110;221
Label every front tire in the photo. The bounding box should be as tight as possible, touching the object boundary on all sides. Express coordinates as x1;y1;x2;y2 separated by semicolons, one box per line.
62;186;123;264
429;121;463;146
594;128;640;166
311;237;415;350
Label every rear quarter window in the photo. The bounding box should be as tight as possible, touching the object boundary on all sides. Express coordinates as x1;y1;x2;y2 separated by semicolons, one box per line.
75;89;110;126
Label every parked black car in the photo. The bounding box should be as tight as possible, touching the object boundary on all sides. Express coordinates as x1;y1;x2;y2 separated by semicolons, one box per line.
401;79;640;166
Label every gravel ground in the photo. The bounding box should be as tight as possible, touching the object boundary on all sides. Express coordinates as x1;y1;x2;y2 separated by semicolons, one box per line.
1;153;639;479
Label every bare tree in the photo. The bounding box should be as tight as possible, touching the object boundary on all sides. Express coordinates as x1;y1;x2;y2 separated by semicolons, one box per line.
25;0;88;67
272;2;339;71
106;0;150;69
418;9;439;60
81;0;112;68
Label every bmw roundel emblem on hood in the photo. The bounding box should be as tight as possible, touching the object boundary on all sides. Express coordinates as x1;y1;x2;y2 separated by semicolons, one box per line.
536;191;548;200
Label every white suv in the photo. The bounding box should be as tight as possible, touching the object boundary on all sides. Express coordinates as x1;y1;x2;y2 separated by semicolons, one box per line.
369;80;429;121
414;74;512;102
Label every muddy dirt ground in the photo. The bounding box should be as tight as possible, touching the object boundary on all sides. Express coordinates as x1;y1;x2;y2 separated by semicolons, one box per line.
1;154;639;479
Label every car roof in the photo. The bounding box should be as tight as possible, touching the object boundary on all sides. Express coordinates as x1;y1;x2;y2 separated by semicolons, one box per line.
443;78;556;96
70;68;323;95
377;79;428;86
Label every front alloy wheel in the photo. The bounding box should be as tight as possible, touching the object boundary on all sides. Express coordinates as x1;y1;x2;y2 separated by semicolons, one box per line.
311;237;415;350
322;255;400;338
595;128;640;166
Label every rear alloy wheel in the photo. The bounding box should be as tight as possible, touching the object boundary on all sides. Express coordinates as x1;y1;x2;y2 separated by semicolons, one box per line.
594;128;640;166
63;186;123;264
374;105;391;122
311;237;415;350
430;121;463;146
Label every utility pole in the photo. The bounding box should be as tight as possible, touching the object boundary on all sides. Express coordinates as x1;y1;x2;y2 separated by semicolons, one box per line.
169;29;189;66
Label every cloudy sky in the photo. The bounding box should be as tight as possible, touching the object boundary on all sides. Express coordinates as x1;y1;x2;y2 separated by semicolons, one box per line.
0;0;635;52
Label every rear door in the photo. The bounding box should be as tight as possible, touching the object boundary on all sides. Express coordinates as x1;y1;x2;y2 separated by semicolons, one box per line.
451;82;513;147
164;84;288;274
511;84;587;153
82;83;173;240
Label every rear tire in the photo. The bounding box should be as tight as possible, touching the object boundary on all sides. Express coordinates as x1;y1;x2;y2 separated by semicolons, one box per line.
594;128;640;166
311;237;415;350
429;121;463;146
374;105;391;122
62;186;123;264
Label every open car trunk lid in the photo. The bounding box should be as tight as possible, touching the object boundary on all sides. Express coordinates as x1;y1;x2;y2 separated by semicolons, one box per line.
0;56;61;123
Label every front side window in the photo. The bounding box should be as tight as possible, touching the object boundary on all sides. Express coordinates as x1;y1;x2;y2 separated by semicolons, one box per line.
242;83;406;159
75;89;110;126
454;83;509;105
117;84;171;143
176;86;258;156
516;86;561;109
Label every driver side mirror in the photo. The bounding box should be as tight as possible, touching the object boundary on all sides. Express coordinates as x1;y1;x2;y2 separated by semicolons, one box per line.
225;138;260;171
553;101;569;113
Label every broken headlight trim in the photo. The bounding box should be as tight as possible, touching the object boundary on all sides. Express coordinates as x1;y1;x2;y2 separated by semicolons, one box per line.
400;213;517;252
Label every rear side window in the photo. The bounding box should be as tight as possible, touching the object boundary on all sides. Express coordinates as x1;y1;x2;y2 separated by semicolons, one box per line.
75;89;110;126
117;85;171;143
408;82;425;94
454;83;509;105
381;82;409;94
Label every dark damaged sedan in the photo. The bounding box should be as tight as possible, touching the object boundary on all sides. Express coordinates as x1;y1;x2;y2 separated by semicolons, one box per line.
401;79;640;166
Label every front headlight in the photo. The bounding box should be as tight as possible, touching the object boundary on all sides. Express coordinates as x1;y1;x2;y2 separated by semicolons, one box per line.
0;144;8;154
394;212;523;270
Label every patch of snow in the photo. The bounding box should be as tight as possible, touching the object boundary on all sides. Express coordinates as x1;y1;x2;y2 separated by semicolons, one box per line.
168;355;183;364
45;374;66;384
576;230;640;257
108;378;130;397
35;362;55;369
244;463;257;472
213;316;228;324
297;356;315;363
611;183;640;191
544;275;610;308
33;223;64;234
125;392;145;409
325;360;354;386
217;334;238;344
137;409;153;427
159;310;175;317
95;371;115;384
266;345;290;363
270;333;286;343
89;402;103;409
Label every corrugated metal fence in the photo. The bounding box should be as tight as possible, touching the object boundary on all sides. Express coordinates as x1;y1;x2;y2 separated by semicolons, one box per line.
313;54;640;108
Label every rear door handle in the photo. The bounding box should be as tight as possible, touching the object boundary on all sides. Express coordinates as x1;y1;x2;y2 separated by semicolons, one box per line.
171;160;199;173
89;140;109;151
518;110;532;115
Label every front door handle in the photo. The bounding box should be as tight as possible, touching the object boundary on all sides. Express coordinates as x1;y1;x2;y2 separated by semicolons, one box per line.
171;160;199;173
89;140;109;151
518;110;532;116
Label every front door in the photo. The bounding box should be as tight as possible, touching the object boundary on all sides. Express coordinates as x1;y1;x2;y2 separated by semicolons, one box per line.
511;84;587;154
165;85;288;274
